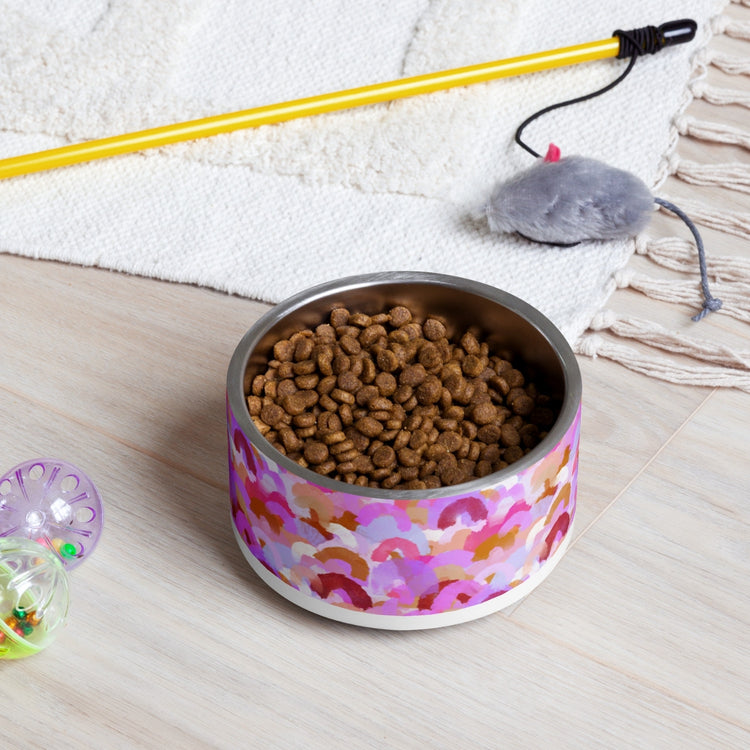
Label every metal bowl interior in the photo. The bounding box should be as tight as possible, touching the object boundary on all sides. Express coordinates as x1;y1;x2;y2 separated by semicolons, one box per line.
227;271;581;499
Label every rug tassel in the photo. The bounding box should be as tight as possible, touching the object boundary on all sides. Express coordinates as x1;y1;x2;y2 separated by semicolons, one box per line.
676;115;750;149
668;154;750;193
575;333;750;392
589;310;750;369
636;235;750;283
658;196;750;240
615;269;750;323
713;14;750;41
705;50;750;75
691;79;750;107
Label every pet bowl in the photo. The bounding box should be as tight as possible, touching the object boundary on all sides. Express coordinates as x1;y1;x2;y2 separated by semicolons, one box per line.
227;272;581;629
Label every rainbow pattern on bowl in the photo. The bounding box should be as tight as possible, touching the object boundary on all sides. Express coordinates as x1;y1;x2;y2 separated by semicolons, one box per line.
228;399;579;620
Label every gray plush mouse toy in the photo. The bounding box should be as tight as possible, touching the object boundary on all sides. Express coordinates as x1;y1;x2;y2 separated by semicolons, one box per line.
486;144;654;246
485;143;722;321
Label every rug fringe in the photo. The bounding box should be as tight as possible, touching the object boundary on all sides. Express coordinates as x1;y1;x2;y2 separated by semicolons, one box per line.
691;79;750;106
705;50;750;74
615;268;750;323
668;155;750;193
713;14;750;39
575;6;750;392
658;196;750;239
575;332;750;392
676;114;750;148
635;235;750;282
588;310;750;369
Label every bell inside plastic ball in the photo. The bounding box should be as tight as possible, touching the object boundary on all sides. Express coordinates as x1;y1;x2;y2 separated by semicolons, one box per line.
0;537;70;659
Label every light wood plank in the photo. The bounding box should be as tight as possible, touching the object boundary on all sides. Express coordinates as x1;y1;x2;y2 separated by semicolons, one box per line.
0;389;746;749
510;387;750;734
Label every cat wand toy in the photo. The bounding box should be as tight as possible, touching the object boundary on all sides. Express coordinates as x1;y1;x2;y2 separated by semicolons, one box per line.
0;19;695;181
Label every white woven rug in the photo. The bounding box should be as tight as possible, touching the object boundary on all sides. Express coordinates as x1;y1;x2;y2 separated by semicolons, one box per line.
1;0;746;385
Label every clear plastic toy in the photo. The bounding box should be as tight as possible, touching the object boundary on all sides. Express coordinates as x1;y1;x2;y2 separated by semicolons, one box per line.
0;537;70;659
0;458;103;658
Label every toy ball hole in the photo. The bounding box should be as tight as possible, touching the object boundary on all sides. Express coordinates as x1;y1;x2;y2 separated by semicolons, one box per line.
75;507;96;524
28;464;44;481
60;474;80;493
0;479;11;496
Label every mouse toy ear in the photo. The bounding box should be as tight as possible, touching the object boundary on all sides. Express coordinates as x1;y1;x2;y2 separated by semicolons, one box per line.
485;147;654;246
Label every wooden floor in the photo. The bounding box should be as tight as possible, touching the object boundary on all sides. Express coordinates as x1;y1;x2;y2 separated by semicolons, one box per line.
1;7;749;749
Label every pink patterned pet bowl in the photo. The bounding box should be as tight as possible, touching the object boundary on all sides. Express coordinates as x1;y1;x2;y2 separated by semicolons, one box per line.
227;272;581;629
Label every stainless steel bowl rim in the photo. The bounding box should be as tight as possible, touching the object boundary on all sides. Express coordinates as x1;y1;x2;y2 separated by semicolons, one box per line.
227;271;582;500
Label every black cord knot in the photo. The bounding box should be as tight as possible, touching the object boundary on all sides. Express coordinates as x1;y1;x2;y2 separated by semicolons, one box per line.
615;19;697;59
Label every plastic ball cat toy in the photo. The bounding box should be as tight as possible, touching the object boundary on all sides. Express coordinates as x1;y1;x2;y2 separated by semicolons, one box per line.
0;458;103;658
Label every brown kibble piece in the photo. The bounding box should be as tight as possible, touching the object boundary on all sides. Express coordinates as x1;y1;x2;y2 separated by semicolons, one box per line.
397;447;421;467
418;342;442;370
303;441;329;465
399;364;427;387
329;308;350;328
500;423;520;447
461;354;484;378
423;318;446;341
389;306;412;327
437;432;463;453
511;394;535;416
337;371;361;393
246;395;262;416
504;445;524;463
260;403;286;427
372;445;397;468
273;340;294;362
470;402;496;426
476;424;501;443
355;416;383;438
415;375;442;405
460;331;480;355
375;371;397;396
377;349;399;373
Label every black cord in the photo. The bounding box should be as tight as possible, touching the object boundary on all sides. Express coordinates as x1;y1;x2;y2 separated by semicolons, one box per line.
515;30;641;158
511;21;723;321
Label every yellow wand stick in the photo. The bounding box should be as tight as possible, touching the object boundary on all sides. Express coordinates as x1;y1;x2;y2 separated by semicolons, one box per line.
0;20;695;181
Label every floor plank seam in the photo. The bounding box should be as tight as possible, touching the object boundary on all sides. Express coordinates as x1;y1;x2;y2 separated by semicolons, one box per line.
0;381;229;493
571;387;718;548
504;614;750;733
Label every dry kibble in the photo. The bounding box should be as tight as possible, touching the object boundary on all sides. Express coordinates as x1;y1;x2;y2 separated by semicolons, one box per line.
423;318;446;341
389;306;412;327
245;303;560;489
304;441;329;465
277;379;297;398
416;375;442;405
273;340;294;362
246;395;262;416
375;371;397;396
260;403;285;427
339;335;361;355
476;424;501;443
372;445;397;468
377;349;399;373
329;308;350;328
399;364;427;387
397;447;421;467
355;416;383;438
504;445;524;463
511;394;535;416
500;423;520;447
470;401;496;426
337;371;361;392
